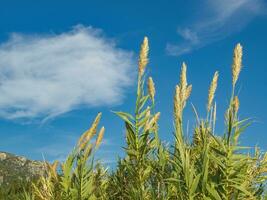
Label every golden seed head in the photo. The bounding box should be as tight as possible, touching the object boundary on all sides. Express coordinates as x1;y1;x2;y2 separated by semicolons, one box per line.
95;126;105;148
78;129;92;147
207;71;219;112
147;77;155;102
233;96;240;113
78;140;88;151
145;107;151;119
174;85;181;105
232;43;243;86
49;160;59;178
51;160;59;172
84;144;93;159
78;113;102;146
185;84;192;101
174;64;191;126
138;37;149;76
151;112;160;126
145;112;160;131
154;112;161;122
144;107;151;131
90;112;102;134
174;85;182;122
180;62;187;102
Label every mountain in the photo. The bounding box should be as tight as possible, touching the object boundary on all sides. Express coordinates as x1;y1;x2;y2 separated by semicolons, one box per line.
0;151;45;186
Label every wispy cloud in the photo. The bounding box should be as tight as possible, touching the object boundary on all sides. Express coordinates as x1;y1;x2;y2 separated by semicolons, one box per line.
167;0;266;56
0;25;134;120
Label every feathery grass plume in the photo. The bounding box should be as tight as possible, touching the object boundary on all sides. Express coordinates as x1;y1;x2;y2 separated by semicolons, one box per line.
86;112;102;138
232;43;243;87
174;63;192;124
51;160;59;171
233;96;240;113
45;161;59;179
174;85;182;123
78;112;102;146
179;62;187;102
185;84;192;101
145;107;151;118
96;126;105;148
144;112;160;132
78;139;89;151
207;71;219;112
144;108;151;128
147;77;155;103
83;143;93;159
50;160;59;177
138;36;149;76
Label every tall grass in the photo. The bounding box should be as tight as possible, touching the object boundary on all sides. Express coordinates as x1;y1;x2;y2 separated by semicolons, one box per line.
1;38;267;200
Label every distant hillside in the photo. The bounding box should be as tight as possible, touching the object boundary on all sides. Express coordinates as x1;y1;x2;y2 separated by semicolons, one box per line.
0;152;45;186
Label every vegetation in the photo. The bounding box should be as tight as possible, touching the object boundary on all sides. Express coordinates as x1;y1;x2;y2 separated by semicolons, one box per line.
0;37;266;199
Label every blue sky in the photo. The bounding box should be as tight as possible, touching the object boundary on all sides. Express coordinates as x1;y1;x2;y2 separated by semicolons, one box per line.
0;0;266;165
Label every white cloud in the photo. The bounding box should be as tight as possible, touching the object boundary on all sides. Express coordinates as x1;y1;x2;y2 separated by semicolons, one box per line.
167;0;266;56
0;25;135;120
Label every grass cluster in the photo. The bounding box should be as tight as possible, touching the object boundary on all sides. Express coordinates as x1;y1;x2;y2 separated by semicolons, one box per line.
1;38;266;200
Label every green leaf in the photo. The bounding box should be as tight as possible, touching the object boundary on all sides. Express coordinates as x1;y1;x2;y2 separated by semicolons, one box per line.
190;174;201;195
230;184;252;196
113;111;134;126
206;184;222;200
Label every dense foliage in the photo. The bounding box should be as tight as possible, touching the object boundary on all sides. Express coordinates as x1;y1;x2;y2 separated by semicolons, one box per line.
1;38;266;200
